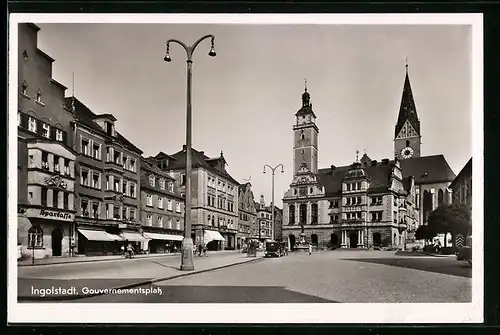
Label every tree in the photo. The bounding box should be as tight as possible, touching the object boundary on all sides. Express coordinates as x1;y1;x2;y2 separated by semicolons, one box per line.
427;203;472;249
414;224;435;243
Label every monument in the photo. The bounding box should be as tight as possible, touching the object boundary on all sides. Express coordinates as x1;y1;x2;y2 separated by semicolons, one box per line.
294;224;309;252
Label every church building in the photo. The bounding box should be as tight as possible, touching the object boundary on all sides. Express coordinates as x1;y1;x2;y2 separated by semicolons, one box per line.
281;66;456;250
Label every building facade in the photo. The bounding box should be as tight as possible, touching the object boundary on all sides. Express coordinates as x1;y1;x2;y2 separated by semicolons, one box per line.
17;23;78;259
69;97;144;256
282;67;455;250
256;195;273;242
450;158;472;209
140;157;184;253
237;182;257;249
156;147;239;250
274;206;283;242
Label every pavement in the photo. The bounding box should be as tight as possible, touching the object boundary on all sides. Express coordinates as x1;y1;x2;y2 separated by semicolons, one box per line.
18;250;264;301
18;249;472;304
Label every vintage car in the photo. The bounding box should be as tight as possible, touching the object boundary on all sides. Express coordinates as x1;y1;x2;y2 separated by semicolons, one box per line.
264;241;281;257
456;235;472;265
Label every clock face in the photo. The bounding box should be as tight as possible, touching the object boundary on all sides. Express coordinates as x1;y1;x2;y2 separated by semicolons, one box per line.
401;146;414;159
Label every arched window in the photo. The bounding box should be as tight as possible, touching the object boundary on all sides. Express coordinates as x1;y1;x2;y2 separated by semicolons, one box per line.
311;203;318;224
149;174;155;187
438;189;444;207
299;204;307;224
208;215;211;225
423;190;432;222
289;205;295;224
28;226;43;247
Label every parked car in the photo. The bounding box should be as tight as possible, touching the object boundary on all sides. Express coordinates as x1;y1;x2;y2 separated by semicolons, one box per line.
264;241;282;257
456;235;472;265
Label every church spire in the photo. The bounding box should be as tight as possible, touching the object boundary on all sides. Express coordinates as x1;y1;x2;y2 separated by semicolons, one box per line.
394;61;420;138
302;78;311;107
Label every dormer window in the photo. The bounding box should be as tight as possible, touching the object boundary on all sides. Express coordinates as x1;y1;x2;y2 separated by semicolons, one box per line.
28;116;37;132
105;121;113;136
55;129;63;142
149;174;155;187
21;82;28;96
159;178;165;190
36;89;42;103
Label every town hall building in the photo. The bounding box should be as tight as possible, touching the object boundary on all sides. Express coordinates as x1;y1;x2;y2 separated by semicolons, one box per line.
282;66;456;250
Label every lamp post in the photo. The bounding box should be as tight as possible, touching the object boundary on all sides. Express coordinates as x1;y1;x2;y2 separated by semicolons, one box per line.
164;34;216;271
263;164;284;241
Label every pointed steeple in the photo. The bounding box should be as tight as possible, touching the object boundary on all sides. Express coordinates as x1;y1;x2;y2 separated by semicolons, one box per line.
296;79;316;118
394;62;420;138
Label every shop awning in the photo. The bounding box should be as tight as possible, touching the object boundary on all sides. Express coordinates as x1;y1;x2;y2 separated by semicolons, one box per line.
78;229;122;242
143;232;184;241
120;231;149;242
204;230;226;243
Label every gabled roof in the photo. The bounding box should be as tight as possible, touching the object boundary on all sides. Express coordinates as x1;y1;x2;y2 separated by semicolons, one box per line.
399;155;456;184
395;68;420;137
68;97;142;154
317;161;395;197
166;147;240;185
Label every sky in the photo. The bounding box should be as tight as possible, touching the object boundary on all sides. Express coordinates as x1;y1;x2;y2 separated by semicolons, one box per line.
35;22;472;208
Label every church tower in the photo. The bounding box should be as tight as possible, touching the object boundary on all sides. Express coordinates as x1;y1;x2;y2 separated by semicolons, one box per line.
394;63;422;160
293;80;319;175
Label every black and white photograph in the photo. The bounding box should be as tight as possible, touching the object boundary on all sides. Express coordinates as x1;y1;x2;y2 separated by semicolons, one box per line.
8;14;483;323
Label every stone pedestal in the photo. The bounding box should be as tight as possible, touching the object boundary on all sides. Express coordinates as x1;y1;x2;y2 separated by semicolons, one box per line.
294;232;309;252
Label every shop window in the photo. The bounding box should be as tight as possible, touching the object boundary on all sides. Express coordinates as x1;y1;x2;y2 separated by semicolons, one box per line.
28;226;43;247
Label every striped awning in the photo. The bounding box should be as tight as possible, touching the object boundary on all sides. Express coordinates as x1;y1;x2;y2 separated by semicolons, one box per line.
142;232;184;241
120;231;149;242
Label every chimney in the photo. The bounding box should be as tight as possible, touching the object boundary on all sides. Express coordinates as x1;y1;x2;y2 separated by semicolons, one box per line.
382;158;389;165
371;160;378;166
182;145;187;151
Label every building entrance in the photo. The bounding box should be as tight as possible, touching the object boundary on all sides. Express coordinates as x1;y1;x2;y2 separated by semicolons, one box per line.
51;228;63;256
349;231;358;248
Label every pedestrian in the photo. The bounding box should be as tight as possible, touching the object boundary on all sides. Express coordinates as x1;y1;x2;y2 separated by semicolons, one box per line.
308;243;312;255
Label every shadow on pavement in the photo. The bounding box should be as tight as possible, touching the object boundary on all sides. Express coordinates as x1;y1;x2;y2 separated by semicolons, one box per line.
73;285;337;303
348;258;472;278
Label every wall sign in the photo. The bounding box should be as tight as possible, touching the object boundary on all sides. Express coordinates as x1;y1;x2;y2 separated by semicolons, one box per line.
45;175;67;189
27;208;74;222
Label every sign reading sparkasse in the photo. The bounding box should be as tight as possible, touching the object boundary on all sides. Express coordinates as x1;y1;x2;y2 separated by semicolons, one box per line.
26;208;74;221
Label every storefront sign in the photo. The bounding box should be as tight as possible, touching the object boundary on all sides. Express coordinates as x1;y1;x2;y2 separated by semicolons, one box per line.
27;208;74;222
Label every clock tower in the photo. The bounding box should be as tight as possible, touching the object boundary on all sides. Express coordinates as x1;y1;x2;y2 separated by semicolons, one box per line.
293;80;319;176
394;63;421;160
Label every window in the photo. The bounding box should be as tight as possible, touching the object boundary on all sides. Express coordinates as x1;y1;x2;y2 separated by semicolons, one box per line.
130;183;136;198
42;123;50;138
93;143;101;160
168;182;174;192
106;176;110;190
130;208;135;221
92;202;99;218
147;214;153;226
149;174;155;187
114;150;121;164
113;205;120;220
41;152;49;170
82;138;89;156
41;187;47;207
106;147;113;162
114;178;120;192
122;207;128;220
106;204;112;219
175;202;181;213
181;174;186;186
129;159;136;172
28;226;43;247
158;197;164;209
167;218;173;229
81;170;89;187
63;193;69;210
122;180;128;195
56;129;63;142
92;172;100;189
176;220;181;230
122;156;128;170
63;159;70;176
28;117;37;132
146;194;153;206
159;178;165;190
81;199;90;216
167;199;173;211
157;216;163;227
52;190;59;209
371;212;382;222
53;155;60;172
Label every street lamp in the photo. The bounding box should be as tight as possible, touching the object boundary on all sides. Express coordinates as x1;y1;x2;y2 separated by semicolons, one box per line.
164;34;216;271
263;164;284;241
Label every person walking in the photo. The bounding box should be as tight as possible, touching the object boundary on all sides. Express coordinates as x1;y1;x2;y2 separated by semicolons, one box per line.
308;243;312;255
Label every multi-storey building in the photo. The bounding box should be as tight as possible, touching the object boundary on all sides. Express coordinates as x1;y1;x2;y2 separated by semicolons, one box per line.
450;158;472;209
274;206;283;242
282;67;455;250
68;97;144;256
17;23;78;259
237;182;257;249
140;157;184;253
156;147;239;250
256;195;273;242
